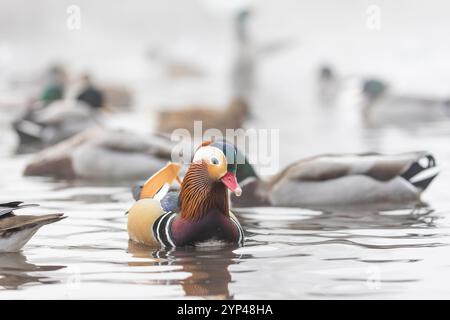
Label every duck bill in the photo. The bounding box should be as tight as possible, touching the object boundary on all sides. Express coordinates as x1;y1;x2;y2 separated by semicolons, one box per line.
220;172;242;197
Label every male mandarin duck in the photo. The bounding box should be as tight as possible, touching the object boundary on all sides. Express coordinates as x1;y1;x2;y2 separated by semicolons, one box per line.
0;202;65;252
127;140;245;248
231;151;439;208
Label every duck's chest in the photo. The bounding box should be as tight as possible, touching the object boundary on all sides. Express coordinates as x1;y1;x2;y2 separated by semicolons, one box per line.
152;211;243;247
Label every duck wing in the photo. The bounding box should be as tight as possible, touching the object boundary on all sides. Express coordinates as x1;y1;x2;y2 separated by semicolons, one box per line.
0;213;65;253
160;191;180;213
272;151;438;186
0;213;65;232
93;129;175;159
33;100;94;124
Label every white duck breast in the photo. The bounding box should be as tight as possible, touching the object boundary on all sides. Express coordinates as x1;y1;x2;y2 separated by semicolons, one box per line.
267;152;438;207
0;227;41;253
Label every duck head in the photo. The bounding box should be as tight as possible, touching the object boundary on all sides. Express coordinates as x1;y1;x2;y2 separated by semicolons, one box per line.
179;140;242;221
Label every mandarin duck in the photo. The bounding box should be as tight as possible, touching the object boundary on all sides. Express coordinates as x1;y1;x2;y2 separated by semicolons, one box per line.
127;140;245;247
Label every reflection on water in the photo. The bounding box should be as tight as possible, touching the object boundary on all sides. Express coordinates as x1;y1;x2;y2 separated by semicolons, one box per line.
128;241;245;299
0;252;64;290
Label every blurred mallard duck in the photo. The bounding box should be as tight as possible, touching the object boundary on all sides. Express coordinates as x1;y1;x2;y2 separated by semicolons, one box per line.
12;99;101;146
0;202;64;253
231;151;439;208
157;97;249;134
13;74;106;147
361;79;450;126
23;128;175;181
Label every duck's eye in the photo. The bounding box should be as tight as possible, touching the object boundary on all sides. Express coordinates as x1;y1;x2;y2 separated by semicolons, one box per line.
210;157;220;165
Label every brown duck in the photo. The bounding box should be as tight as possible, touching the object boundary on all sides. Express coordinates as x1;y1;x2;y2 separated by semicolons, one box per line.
157;97;249;134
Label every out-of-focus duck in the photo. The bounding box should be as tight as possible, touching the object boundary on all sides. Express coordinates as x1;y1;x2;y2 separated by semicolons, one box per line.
13;99;101;146
100;85;133;110
0;202;65;253
231;151;439;208
74;74;104;110
127;140;245;248
23;128;176;181
231;9;295;100
360;79;450;126
13;74;105;146
316;64;340;105
157;97;249;135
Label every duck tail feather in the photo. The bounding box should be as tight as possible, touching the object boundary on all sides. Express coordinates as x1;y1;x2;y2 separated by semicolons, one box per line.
401;153;439;190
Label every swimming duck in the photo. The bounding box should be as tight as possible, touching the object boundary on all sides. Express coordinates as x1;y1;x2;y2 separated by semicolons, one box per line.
0;201;65;253
127;140;245;248
100;85;133;110
157;97;249;135
360;79;450;127
12;73;108;147
231;151;439;208
24;128;175;181
13;99;101;146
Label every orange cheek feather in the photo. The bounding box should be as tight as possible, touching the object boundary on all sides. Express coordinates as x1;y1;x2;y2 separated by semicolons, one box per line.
206;158;227;180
